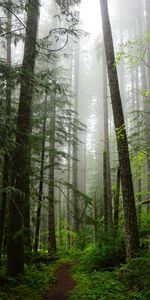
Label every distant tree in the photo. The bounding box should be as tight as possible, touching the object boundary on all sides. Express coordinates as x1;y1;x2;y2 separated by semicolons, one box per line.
99;0;140;259
73;48;80;233
66;120;71;247
103;51;112;233
144;0;150;212
34;95;47;253
48;93;57;255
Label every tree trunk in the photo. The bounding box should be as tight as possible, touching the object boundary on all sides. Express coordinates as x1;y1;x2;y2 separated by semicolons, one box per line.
99;0;140;259
7;0;39;276
114;167;121;235
34;95;47;252
103;51;112;232
67;121;71;247
72;48;80;233
24;115;32;251
48;96;57;255
93;192;98;242
144;0;150;213
103;150;108;233
135;67;142;225
0;0;12;257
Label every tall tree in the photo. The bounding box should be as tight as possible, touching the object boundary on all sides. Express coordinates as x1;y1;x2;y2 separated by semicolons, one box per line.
99;0;140;259
72;47;80;233
24;113;32;251
0;0;12;257
103;51;112;233
34;95;47;252
66;121;71;247
7;0;39;276
114;167;121;235
48;95;57;255
144;0;150;212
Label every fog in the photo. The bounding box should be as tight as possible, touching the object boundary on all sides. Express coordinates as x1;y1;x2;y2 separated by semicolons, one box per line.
0;0;149;263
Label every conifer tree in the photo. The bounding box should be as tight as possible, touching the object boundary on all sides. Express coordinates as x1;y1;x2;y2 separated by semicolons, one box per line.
0;0;12;257
99;0;140;259
7;0;40;276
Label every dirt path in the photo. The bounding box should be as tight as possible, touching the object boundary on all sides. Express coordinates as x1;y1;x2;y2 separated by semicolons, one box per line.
44;262;75;300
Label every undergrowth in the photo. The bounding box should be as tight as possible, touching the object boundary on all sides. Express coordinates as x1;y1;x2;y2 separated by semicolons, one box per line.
77;239;125;272
70;245;150;300
0;242;149;300
0;261;56;300
70;269;126;300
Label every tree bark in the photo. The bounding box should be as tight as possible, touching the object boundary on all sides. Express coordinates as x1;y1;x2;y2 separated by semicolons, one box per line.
7;0;39;276
99;0;140;259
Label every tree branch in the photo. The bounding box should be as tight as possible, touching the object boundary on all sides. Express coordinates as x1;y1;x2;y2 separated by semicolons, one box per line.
0;27;24;38
0;3;70;52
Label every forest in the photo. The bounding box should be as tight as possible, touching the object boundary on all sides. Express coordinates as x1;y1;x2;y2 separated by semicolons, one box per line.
0;0;150;299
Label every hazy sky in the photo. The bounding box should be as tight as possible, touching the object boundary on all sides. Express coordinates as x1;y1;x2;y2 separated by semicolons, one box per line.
80;0;101;36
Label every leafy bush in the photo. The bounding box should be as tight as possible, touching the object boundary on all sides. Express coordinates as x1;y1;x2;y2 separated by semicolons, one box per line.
70;245;150;300
118;251;150;300
140;213;150;248
70;270;126;300
0;263;56;300
78;239;125;272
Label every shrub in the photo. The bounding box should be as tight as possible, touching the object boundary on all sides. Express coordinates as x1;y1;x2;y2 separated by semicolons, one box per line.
78;238;125;272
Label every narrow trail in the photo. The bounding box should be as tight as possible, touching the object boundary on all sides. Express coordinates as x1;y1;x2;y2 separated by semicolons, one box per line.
44;262;76;300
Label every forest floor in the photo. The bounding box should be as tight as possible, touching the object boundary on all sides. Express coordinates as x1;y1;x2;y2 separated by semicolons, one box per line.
44;262;76;300
0;250;149;300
